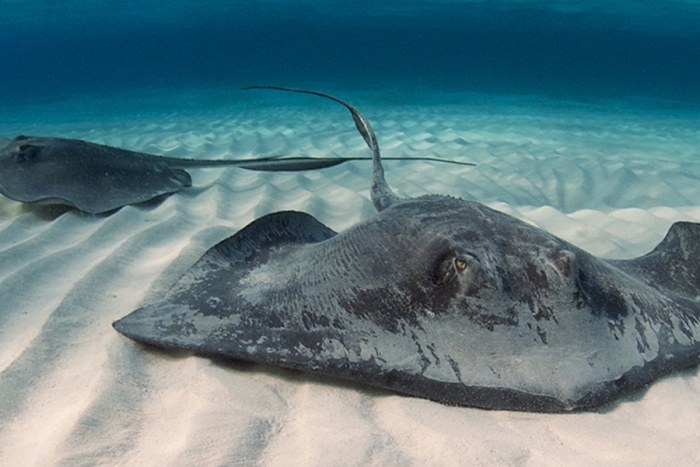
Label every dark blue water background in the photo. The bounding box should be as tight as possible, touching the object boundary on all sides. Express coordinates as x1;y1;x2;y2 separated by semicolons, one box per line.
1;1;699;110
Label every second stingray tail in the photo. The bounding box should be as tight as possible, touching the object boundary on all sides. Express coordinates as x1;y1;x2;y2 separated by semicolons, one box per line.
244;86;401;212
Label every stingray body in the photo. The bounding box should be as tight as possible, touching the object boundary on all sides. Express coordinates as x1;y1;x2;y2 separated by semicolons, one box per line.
0;136;193;214
114;87;700;412
0;135;472;214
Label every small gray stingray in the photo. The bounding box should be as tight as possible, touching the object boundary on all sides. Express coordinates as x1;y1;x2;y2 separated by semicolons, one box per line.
0;135;472;214
114;87;700;412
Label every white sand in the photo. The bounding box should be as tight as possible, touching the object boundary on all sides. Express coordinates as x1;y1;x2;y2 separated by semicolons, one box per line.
1;92;699;466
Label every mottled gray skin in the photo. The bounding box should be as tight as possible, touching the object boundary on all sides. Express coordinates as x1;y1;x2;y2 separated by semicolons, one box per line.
114;87;700;412
0;136;192;214
0;135;471;215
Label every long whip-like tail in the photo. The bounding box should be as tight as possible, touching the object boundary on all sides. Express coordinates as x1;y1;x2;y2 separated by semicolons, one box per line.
244;85;401;211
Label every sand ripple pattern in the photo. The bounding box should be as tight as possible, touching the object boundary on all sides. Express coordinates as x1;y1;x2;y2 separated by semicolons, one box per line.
1;97;700;466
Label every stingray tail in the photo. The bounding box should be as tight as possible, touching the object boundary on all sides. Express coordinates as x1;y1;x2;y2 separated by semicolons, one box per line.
243;85;401;211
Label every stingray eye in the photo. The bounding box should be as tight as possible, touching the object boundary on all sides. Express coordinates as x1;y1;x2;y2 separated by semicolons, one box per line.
16;144;38;162
432;254;472;286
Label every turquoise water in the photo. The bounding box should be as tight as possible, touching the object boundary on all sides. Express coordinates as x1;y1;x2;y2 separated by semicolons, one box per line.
2;6;700;463
2;1;699;108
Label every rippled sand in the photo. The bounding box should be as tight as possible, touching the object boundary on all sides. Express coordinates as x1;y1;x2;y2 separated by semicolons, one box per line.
1;92;699;466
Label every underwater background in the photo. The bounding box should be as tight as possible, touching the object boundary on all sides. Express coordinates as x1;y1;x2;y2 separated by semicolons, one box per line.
2;2;700;466
2;0;699;109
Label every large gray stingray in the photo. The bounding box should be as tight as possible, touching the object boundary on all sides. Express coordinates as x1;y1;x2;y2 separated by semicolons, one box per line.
114;87;700;412
0;135;471;214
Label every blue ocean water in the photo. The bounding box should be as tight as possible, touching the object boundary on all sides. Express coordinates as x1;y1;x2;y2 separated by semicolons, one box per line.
1;0;699;110
2;7;700;461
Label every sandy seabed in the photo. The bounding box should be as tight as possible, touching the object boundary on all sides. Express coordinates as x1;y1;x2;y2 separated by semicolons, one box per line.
1;91;699;466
